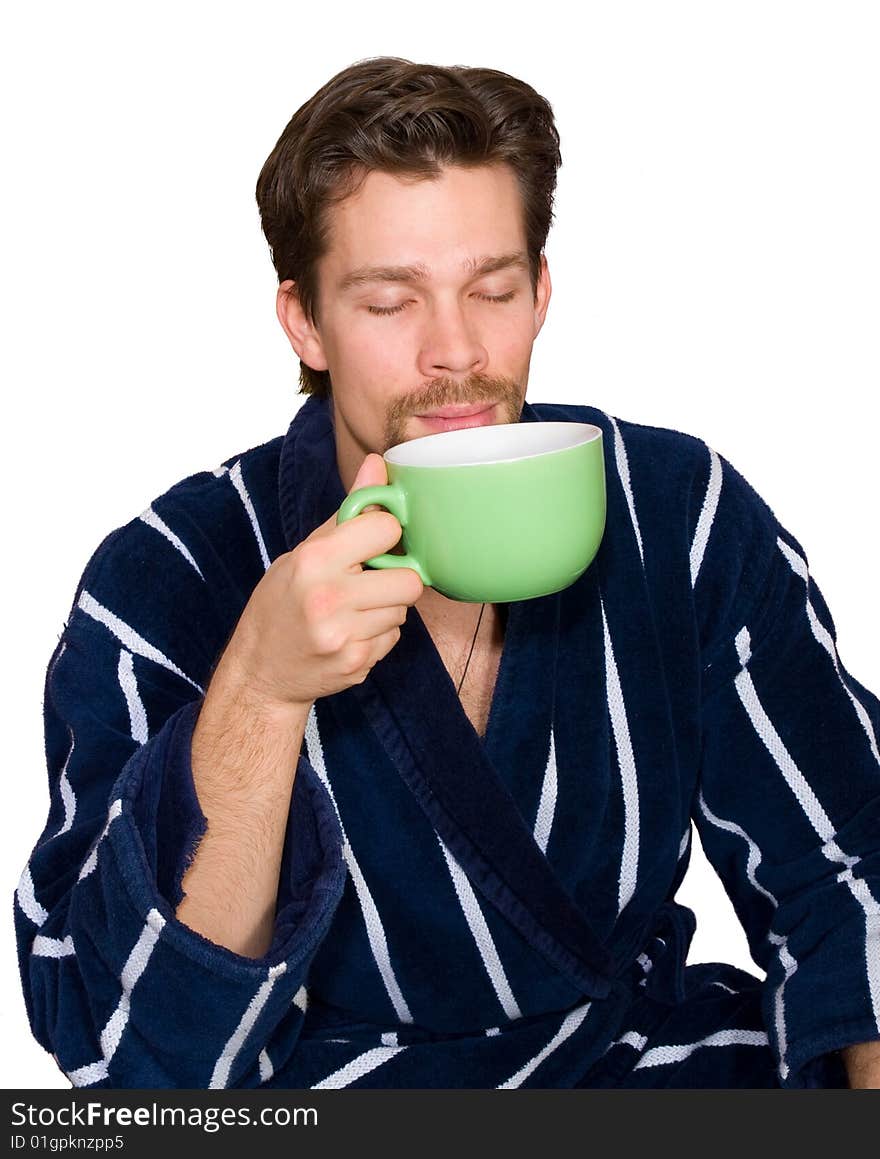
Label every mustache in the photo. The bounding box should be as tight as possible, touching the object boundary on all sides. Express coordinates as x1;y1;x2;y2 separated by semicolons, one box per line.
387;373;521;423
380;373;525;453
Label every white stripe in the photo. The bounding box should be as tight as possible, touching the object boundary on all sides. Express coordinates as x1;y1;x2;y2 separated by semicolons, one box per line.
437;838;522;1021
138;506;205;580
54;729;77;838
292;985;308;1013
485;1027;500;1037
777;536;880;767
259;1049;274;1084
634;1028;769;1069
68;1060;109;1087
78;799;123;880
99;995;132;1065
381;1032;398;1047
601;596;640;914
711;982;738;994
498;1002;593;1088
16;865;49;926
48;641;68;682
856;899;880;1036
304;709;413;1023
312;1045;406;1089
228;460;271;572
210;963;287;1089
99;909;166;1063
120;911;165;992
768;547;880;1037
32;934;75;958
67;909;166;1085
766;931;798;1081
603;412;644;568
605;1030;649;1054
695;795;794;1079
690;446;723;587
697;792;778;907
118;650;149;744
734;627;837;842
678;826;691;860
47;645;77;840
77;591;204;693
533;726;558;855
727;609;880;1063
828;870;880;1036
340;850;413;1023
735;617;880;1035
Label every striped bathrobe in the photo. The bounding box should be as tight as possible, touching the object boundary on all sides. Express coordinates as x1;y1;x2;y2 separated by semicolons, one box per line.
14;394;880;1089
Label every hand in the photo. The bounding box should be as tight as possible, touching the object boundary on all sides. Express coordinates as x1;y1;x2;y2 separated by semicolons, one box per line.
841;1040;880;1088
221;453;424;711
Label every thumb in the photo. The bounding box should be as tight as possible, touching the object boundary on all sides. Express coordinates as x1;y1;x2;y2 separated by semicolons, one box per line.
349;452;388;494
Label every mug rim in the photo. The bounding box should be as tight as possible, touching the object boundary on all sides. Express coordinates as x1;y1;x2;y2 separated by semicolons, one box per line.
384;421;602;469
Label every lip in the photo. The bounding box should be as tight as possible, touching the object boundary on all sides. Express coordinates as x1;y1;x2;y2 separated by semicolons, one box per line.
414;403;497;433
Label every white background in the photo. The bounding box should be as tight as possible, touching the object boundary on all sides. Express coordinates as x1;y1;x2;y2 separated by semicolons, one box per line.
2;1;878;1088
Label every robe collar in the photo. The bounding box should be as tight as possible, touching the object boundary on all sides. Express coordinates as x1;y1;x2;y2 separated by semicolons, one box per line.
278;394;615;998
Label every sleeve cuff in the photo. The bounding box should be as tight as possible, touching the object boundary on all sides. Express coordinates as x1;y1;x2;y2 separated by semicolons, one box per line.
108;697;347;973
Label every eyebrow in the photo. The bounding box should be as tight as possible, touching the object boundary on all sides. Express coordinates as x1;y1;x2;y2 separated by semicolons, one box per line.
337;251;530;293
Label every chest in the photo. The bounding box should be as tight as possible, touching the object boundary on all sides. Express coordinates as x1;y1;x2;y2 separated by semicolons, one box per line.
423;605;506;738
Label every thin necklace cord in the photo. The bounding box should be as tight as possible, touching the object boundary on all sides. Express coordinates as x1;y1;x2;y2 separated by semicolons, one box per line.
456;602;487;695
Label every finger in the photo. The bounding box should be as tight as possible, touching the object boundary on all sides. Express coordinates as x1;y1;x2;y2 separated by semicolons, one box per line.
348;564;425;610
311;453;390;540
352;452;388;491
329;509;405;570
368;624;407;664
347;605;410;642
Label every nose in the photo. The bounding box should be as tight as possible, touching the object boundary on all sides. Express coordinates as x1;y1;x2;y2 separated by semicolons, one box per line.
416;296;489;380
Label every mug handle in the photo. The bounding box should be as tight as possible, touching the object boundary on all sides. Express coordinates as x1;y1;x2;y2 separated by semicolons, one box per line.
336;483;432;585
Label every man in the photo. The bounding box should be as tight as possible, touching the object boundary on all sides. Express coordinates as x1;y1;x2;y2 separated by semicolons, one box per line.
14;57;880;1089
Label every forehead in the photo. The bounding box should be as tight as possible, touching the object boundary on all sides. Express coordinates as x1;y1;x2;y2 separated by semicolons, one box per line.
321;163;528;274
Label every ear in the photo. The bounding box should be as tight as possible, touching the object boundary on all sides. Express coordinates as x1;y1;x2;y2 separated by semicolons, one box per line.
533;253;552;337
276;280;329;372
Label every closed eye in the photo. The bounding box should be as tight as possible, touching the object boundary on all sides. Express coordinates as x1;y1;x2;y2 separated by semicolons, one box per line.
367;290;518;317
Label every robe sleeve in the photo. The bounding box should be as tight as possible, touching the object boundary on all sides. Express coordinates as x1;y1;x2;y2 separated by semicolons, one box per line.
14;507;347;1090
690;448;880;1088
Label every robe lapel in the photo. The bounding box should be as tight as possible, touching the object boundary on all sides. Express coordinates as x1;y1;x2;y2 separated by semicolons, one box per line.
278;395;615;999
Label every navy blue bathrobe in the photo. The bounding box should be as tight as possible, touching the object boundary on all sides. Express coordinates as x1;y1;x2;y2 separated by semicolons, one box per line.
14;395;880;1088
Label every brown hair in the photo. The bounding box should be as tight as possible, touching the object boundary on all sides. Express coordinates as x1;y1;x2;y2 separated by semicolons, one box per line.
255;57;562;399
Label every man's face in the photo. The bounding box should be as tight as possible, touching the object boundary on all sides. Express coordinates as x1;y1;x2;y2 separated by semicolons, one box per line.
279;162;551;490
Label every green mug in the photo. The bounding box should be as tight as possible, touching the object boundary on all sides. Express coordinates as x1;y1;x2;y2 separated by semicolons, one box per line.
336;420;606;602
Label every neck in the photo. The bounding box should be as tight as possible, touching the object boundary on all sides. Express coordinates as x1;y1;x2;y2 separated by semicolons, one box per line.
416;587;485;623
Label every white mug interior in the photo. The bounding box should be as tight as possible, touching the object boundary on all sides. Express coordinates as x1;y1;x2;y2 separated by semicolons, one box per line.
384;421;601;468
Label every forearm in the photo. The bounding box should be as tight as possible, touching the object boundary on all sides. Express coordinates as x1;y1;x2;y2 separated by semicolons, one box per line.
841;1040;880;1089
177;648;312;958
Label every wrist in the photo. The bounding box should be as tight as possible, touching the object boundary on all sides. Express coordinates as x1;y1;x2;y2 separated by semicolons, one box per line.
841;1041;880;1089
208;642;314;723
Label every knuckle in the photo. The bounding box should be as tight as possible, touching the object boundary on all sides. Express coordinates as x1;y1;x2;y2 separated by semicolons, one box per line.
345;641;372;675
314;624;346;656
296;538;331;573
